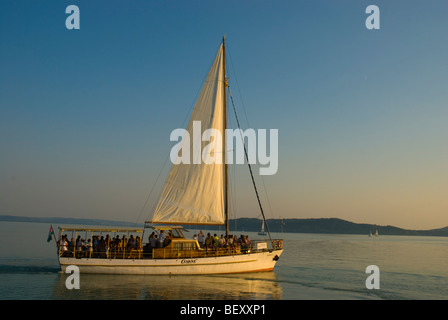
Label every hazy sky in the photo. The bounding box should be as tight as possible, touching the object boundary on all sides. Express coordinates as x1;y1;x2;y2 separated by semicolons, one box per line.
1;1;447;230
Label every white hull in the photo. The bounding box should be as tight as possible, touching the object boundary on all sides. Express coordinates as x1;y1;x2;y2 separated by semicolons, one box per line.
59;249;283;275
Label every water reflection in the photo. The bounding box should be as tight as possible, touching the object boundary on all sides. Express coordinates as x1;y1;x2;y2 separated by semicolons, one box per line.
52;271;282;300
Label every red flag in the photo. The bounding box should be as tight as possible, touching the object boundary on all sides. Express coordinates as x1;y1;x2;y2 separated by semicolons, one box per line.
47;225;55;243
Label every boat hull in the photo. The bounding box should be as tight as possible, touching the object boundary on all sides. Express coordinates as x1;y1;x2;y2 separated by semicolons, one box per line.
59;249;283;275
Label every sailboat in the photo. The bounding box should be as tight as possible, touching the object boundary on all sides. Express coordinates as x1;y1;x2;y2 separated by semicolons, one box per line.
54;37;283;275
258;220;267;236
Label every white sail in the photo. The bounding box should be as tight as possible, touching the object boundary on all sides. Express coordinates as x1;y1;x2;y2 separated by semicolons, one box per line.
151;44;226;225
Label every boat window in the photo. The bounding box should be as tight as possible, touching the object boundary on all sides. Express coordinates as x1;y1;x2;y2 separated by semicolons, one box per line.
172;229;184;238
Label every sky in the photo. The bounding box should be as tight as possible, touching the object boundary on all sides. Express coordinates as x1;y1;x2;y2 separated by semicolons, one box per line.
1;0;447;230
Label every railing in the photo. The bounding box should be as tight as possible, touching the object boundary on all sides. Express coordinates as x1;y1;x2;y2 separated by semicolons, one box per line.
58;239;283;260
58;247;143;259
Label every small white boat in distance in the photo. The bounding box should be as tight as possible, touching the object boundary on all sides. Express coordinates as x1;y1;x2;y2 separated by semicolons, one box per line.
258;220;267;236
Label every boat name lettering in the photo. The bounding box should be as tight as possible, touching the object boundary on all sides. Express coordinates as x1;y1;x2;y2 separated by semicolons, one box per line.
181;259;197;264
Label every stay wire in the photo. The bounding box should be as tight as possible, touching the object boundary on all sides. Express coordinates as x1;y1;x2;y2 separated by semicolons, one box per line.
226;43;276;222
227;86;274;248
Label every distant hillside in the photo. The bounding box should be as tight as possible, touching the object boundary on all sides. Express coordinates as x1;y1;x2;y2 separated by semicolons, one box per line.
1;215;447;237
190;217;448;237
262;218;448;237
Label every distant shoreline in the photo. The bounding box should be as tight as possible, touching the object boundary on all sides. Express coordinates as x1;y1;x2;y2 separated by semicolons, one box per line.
0;215;447;237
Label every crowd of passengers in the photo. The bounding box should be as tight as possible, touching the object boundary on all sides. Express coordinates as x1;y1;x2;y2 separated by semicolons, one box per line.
144;230;252;251
59;234;142;258
59;230;253;258
193;231;252;251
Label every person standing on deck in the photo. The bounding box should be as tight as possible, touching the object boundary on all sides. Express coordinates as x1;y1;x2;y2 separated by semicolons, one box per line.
158;230;166;248
198;231;204;247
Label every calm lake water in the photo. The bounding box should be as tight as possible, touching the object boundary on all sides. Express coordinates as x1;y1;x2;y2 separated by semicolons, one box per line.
0;221;447;300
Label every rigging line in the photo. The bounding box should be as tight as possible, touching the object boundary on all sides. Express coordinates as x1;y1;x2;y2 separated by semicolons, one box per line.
134;154;171;225
228;86;274;247
260;175;275;220
227;111;235;229
226;43;251;128
135;89;197;225
227;43;275;221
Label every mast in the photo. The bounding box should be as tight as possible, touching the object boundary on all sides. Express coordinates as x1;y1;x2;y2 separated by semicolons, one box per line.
223;36;229;237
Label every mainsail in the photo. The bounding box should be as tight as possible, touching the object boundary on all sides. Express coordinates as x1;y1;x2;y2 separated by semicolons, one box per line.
151;44;226;225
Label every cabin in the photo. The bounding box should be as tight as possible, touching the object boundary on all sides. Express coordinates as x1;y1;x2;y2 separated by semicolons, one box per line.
147;226;244;259
146;226;202;259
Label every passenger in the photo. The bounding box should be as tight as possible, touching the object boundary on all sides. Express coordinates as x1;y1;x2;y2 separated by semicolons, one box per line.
245;235;251;247
105;238;110;259
75;236;83;257
163;233;171;247
60;236;68;256
150;234;157;249
81;238;87;256
239;235;245;247
228;235;234;248
104;234;110;249
158;230;166;248
110;236;116;256
238;235;245;252
102;235;109;258
219;234;226;248
136;236;142;250
163;236;171;247
108;236;115;257
68;237;75;253
193;234;197;241
205;233;212;251
96;235;102;256
232;235;237;248
122;235;127;252
198;231;204;247
85;239;93;257
93;236;104;258
135;236;142;258
99;236;106;258
127;235;136;251
213;234;219;249
118;235;124;253
92;236;99;256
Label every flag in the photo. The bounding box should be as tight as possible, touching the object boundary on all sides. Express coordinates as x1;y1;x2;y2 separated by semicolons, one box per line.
47;225;55;243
